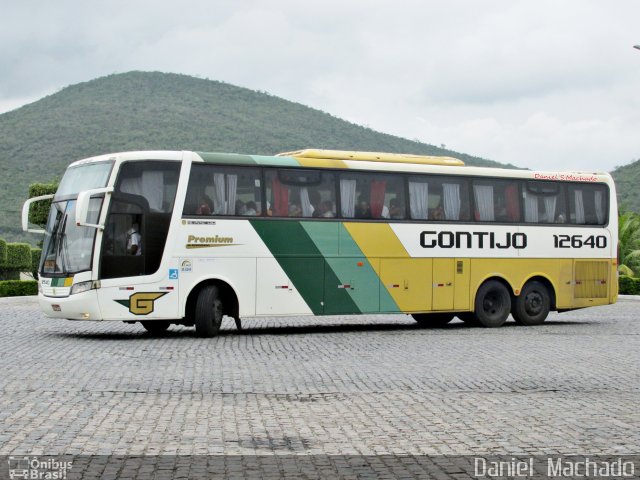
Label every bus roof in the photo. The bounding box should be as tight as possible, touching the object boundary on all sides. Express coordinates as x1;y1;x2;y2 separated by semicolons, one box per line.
276;149;465;167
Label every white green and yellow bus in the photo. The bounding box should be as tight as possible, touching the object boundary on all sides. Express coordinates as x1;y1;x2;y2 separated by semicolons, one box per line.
22;149;618;336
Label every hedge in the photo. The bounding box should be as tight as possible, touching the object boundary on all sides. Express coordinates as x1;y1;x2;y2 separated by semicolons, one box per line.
0;238;6;265
619;275;640;295
0;280;38;297
3;243;31;270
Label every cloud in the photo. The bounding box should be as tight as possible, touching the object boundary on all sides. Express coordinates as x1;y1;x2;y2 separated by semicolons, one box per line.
2;0;640;171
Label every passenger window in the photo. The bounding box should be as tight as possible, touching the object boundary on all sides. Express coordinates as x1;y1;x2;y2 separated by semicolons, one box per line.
339;172;404;220
408;176;470;221
472;179;521;223
523;181;566;224
184;165;262;216
567;184;608;225
265;169;336;218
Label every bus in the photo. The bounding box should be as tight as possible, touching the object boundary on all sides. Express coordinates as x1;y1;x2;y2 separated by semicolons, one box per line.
22;149;618;336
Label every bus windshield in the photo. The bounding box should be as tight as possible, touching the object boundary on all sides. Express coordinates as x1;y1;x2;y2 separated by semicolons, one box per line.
54;161;113;200
41;198;103;275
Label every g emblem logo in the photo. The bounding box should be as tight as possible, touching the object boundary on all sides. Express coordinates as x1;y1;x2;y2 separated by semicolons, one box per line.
115;292;167;315
129;292;167;315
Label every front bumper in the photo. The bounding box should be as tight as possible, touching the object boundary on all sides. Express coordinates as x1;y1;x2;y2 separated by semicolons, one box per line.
38;290;103;320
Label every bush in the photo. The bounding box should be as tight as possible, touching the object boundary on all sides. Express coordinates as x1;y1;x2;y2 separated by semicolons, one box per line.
619;275;640;295
0;280;38;297
5;243;32;270
0;238;6;264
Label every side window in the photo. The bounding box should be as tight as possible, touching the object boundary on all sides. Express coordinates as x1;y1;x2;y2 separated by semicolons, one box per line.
102;160;181;279
472;179;521;223
523;181;567;224
339;172;404;220
568;184;608;225
184;165;262;216
409;176;470;221
265;169;336;218
117;161;180;213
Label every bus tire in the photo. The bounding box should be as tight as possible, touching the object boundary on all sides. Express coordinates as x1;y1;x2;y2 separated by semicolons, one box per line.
195;285;224;337
411;313;454;327
474;280;511;328
141;321;170;334
512;281;550;326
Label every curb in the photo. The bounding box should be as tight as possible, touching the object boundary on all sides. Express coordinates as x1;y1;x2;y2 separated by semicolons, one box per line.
0;295;38;305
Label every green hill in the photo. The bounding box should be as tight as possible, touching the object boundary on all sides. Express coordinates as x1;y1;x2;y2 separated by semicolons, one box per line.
612;159;640;212
0;71;517;242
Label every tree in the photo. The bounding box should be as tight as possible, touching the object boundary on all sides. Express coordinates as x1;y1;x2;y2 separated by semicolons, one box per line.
618;211;640;277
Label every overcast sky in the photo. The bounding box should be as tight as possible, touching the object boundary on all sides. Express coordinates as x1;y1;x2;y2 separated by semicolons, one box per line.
2;0;640;171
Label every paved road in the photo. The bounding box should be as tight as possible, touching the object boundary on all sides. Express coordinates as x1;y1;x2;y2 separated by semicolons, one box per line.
0;297;638;477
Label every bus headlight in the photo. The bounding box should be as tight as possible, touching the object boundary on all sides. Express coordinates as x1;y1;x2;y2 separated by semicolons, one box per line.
70;281;100;295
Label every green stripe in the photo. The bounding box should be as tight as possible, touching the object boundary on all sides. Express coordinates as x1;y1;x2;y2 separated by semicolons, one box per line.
250;220;359;315
195;152;300;167
251;220;400;315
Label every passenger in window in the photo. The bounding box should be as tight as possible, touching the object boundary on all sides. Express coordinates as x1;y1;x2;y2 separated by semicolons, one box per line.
244;201;258;216
127;223;142;256
289;204;302;217
431;204;444;221
556;213;566;223
389;199;403;219
196;194;212;215
355;196;371;218
235;200;247;216
319;200;336;218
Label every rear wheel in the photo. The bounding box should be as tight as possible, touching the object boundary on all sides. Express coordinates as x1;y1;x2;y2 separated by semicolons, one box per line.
474;280;511;328
512;281;550;326
141;321;171;334
412;312;454;327
195;285;224;337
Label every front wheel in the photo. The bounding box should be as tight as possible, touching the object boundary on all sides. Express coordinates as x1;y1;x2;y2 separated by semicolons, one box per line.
474;280;511;328
512;281;550;326
195;285;224;337
412;312;454;327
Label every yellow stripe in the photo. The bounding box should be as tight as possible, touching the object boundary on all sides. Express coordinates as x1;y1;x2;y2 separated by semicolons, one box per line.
295;157;349;169
343;223;431;311
64;277;73;287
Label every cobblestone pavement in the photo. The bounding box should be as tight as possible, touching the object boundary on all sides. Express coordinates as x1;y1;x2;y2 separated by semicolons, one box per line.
0;297;639;477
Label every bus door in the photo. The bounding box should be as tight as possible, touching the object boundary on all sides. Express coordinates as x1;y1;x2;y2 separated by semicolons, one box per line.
432;258;470;311
97;161;181;320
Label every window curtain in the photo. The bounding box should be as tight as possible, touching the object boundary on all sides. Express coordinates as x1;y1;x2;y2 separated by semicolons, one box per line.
213;173;226;214
543;196;557;223
272;177;289;216
443;183;461;220
120;177;142;196
409;182;428;220
524;191;538;223
226;174;238;215
594;190;605;224
574;189;585;224
505;185;519;221
473;185;494;221
370;180;387;218
142;171;164;211
340;179;356;217
300;187;313;217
